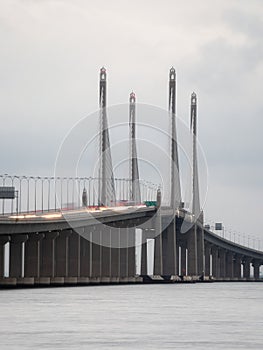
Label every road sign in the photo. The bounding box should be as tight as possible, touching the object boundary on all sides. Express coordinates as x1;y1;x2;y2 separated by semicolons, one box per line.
0;186;16;199
215;222;223;230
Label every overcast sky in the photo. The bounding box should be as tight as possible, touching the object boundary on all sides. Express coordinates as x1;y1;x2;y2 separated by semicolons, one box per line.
0;0;263;245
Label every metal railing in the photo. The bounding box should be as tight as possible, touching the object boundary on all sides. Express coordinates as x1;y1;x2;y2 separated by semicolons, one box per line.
0;174;159;216
205;221;262;252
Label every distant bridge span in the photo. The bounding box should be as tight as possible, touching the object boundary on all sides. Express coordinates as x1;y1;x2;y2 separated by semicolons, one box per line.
0;206;262;287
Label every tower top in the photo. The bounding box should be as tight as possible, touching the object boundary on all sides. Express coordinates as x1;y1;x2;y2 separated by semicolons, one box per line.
130;91;136;103
191;92;197;105
100;67;106;80
169;67;176;80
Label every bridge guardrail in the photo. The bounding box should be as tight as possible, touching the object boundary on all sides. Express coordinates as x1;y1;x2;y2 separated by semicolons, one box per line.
0;174;160;216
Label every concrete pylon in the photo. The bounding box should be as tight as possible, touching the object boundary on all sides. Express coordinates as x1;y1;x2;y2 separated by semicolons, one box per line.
211;247;220;279
141;229;148;276
186;93;204;277
226;251;234;279
129;92;141;204
98;67;116;207
0;235;10;278
204;243;211;276
252;260;261;280
68;231;81;278
181;245;187;276
219;249;226;279
169;67;181;210
154;206;163;276
9;234;28;278
24;233;44;278
242;258;251;279
110;227;120;279
190;92;201;218
56;230;72;278
162;218;177;277
40;231;59;278
233;255;242;279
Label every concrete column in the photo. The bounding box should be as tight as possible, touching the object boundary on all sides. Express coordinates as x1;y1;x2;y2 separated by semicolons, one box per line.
56;230;72;277
233;255;242;279
24;233;44;278
226;252;234;279
154;209;163;276
110;227;120;278
204;244;211;276
211;247;219;279
101;225;111;278
197;225;205;275
68;230;80;277
187;225;198;276
219;250;226;279
92;226;102;277
119;228;128;278
40;231;59;277
252;260;261;280
162;219;177;277
79;228;92;278
127;227;136;278
141;229;148;276
181;245;187;276
9;234;28;278
204;244;210;276
243;258;251;279
176;243;179;276
0;235;10;278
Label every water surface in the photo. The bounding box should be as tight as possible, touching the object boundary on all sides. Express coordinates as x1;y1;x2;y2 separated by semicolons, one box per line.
0;283;262;349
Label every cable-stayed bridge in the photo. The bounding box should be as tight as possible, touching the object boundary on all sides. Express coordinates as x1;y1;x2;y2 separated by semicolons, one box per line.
0;68;262;287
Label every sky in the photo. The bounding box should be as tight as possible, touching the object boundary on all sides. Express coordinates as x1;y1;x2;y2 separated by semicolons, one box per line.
0;0;263;246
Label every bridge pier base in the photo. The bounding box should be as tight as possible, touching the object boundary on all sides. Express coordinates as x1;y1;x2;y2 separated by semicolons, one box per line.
80;233;91;278
197;226;205;276
24;233;44;278
187;226;198;276
204;243;211;277
181;245;187;276
212;247;219;279
119;228;128;281
162;219;177;277
0;235;10;278
127;227;136;279
40;231;59;278
226;252;233;279
110;227;120;279
101;226;111;278
92;227;102;278
252;261;260;280
56;230;72;278
68;231;80;278
219;249;226;279
9;234;28;278
233;255;242;280
141;229;148;275
242;259;251;279
153;212;163;276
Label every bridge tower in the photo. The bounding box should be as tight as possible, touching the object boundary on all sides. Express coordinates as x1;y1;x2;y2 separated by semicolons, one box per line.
129;92;141;204
187;92;204;276
190;92;201;217
169;67;181;209
158;68;182;278
98;67;116;206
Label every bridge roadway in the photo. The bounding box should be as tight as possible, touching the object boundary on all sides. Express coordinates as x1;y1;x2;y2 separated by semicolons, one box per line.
0;206;262;287
0;205;155;234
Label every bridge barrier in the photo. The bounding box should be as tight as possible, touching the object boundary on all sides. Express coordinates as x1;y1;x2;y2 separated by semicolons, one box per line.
0;175;159;216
